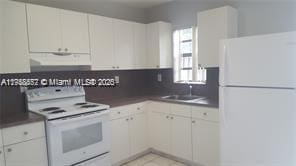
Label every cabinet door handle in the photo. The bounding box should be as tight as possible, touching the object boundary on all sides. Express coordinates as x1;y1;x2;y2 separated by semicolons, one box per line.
0;150;2;154
166;116;169;119
137;107;140;110
117;66;119;69
58;48;62;52
170;117;174;120
7;148;12;153
64;48;68;52
23;131;28;135
203;112;208;116
126;118;129;121
112;66;115;69
130;117;134;120
117;111;121;114
192;120;196;123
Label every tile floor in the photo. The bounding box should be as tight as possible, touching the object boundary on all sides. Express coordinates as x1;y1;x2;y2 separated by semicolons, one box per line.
121;153;188;166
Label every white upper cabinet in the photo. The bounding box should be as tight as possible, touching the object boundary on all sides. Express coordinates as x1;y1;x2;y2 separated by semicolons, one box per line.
60;10;90;54
26;4;61;53
26;4;90;54
89;15;115;70
113;19;134;69
1;0;30;73
197;6;237;67
133;23;147;69
147;21;172;69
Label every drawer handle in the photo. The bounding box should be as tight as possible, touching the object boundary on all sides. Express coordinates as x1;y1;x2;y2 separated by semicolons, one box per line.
0;150;2;154
130;117;134;120
137;107;140;110
126;118;129;121
7;148;12;153
23;131;28;135
170;117;174;120
117;112;121;114
192;120;196;123
203;112;208;116
166;116;169;119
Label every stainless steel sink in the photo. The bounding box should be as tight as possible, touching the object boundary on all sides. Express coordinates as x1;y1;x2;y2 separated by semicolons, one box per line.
161;95;205;101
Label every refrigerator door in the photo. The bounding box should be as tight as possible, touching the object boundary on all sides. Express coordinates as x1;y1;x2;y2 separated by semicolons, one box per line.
220;31;296;88
219;87;295;166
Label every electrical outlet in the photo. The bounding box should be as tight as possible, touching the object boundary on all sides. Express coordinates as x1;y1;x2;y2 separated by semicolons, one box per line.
157;74;162;82
115;76;120;84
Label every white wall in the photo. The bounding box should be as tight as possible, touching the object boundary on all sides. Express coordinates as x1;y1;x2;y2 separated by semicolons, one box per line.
146;0;296;36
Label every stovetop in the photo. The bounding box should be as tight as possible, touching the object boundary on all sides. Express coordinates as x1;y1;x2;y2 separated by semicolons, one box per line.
30;102;110;120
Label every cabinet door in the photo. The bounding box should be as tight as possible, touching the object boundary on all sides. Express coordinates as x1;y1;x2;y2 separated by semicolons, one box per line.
26;4;61;53
113;19;134;69
111;118;130;164
4;138;48;166
171;115;192;161
0;147;4;166
129;113;148;156
149;112;170;154
192;119;219;166
89;15;115;70
60;10;90;54
146;23;159;68
133;23;147;69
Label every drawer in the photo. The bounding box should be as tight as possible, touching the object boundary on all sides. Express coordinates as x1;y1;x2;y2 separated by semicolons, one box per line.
148;101;170;114
2;121;45;145
110;106;131;120
191;106;219;122
129;102;146;115
0;130;2;147
170;104;191;117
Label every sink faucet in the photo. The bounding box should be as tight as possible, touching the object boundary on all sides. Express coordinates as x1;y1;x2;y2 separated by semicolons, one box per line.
189;85;192;96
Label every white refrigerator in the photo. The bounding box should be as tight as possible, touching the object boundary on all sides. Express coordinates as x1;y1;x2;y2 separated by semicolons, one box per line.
219;31;296;166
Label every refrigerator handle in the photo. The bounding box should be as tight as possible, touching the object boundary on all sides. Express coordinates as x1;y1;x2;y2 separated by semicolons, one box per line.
219;40;227;86
219;87;227;128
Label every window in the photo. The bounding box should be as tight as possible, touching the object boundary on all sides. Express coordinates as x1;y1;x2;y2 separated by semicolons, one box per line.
173;27;206;84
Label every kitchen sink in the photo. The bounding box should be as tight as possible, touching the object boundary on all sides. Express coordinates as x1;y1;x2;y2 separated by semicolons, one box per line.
161;95;205;101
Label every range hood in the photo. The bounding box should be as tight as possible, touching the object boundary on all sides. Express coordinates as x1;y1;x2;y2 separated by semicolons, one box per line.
29;52;92;66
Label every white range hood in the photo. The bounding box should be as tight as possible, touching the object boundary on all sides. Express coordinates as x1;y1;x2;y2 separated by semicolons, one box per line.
29;52;92;66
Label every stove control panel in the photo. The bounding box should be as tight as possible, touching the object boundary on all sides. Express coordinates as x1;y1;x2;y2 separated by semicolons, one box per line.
26;86;85;102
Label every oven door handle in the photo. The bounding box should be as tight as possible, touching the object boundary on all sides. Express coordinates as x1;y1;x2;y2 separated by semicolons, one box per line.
48;110;109;125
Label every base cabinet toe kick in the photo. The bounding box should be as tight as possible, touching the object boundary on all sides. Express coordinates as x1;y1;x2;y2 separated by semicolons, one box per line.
110;101;219;166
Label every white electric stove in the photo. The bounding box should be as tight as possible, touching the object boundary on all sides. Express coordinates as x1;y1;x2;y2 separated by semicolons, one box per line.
25;86;111;166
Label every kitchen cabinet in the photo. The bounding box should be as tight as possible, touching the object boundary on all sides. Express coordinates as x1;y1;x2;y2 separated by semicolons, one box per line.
149;112;171;154
129;112;148;156
111;102;148;164
133;23;147;68
171;115;192;161
26;4;90;54
197;6;237;68
2;122;48;166
147;22;172;69
113;19;134;69
192;119;220;166
1;0;30;73
89;15;115;70
111;117;130;164
4;138;48;166
60;10;90;54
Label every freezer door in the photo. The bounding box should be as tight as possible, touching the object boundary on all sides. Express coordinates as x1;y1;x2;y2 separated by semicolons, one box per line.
219;87;296;166
220;31;296;88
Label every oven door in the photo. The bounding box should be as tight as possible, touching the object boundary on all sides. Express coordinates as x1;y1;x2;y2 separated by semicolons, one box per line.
46;111;111;166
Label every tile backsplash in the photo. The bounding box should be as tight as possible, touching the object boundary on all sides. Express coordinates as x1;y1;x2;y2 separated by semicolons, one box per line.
0;68;218;116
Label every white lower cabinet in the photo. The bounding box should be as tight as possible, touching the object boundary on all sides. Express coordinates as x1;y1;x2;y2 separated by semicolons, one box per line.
111;101;219;166
4;138;48;166
111;103;148;165
171;115;192;161
192;119;220;166
149;112;171;154
111;117;130;164
0;147;4;166
129;113;148;156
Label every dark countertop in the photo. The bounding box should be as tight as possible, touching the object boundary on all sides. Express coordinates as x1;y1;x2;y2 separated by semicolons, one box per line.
94;95;219;108
0;112;44;129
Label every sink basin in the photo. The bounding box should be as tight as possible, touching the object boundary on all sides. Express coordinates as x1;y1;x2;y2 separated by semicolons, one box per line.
161;95;205;101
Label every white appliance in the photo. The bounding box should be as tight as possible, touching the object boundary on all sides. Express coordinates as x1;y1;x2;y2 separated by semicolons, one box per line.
26;86;111;166
219;31;296;166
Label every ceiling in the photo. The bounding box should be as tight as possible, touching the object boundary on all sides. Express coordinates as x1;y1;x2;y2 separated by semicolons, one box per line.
92;0;174;8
